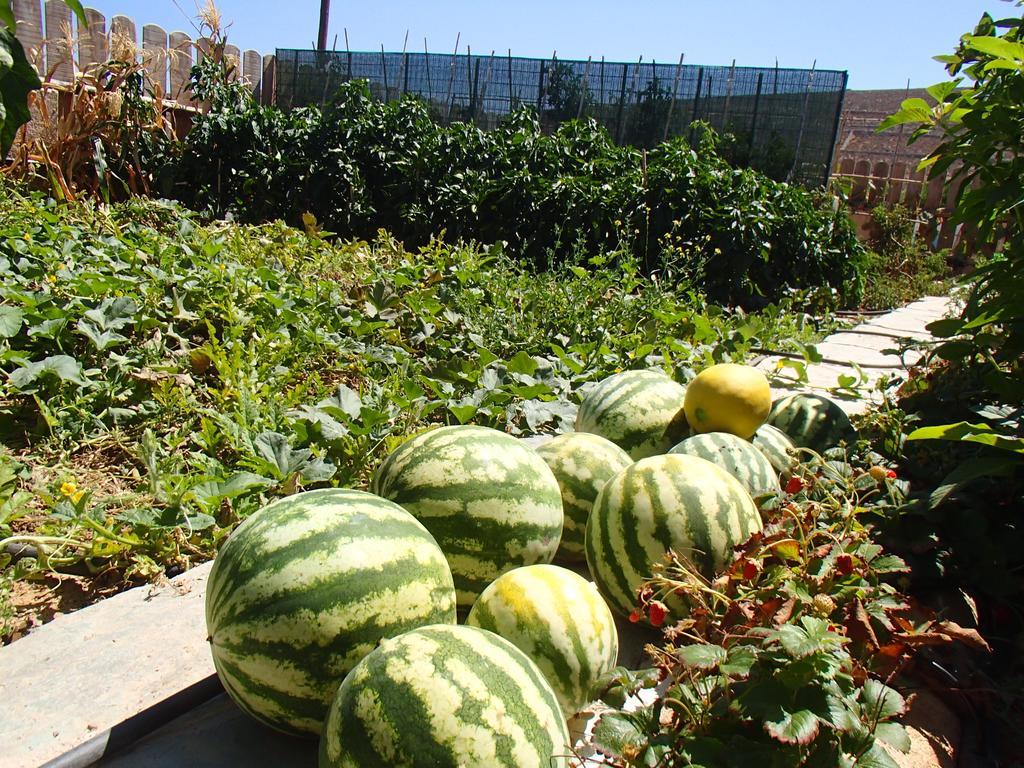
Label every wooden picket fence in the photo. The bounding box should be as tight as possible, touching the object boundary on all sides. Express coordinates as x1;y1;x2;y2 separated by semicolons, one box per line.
11;1;275;105
830;153;976;253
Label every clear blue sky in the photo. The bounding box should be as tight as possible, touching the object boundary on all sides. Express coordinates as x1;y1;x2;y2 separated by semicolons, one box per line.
68;0;1016;89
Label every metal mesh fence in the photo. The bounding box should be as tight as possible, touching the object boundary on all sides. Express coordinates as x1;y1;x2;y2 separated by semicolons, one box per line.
274;49;847;187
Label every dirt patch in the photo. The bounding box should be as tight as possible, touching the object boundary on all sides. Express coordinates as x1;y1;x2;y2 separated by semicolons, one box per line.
2;570;128;645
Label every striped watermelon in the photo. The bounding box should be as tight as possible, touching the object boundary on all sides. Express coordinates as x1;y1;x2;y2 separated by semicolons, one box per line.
370;425;563;607
668;432;781;497
585;454;762;619
575;369;689;459
466;564;619;717
319;624;570;768
751;423;797;477
205;489;457;737
535;433;633;561
767;393;857;454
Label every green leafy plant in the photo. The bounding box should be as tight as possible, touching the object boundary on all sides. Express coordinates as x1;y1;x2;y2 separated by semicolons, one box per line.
585;446;982;766
156;75;867;307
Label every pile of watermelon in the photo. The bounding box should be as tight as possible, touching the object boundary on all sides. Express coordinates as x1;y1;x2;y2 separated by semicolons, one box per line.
204;364;858;767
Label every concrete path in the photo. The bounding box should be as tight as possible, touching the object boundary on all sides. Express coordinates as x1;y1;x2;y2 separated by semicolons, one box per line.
0;563;215;768
0;295;955;767
756;295;954;415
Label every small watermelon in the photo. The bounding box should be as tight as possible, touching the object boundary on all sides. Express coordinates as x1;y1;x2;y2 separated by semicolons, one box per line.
466;564;619;717
370;425;564;606
767;393;857;454
585;454;762;620
535;432;633;561
669;432;780;497
751;423;797;477
319;624;570;767
575;369;689;459
205;489;457;737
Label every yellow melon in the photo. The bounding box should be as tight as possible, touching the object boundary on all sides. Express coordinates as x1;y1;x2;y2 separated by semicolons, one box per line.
683;363;771;439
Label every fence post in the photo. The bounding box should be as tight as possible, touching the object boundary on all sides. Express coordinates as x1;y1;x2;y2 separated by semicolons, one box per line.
748;71;764;153
168;31;193;103
576;55;592;119
13;0;43;67
478;51;495;125
614;62;628;143
722;59;736;127
243;49;261;94
224;43;240;80
688;66;704;142
470;52;480;121
507;49;513;112
444;32;460;123
381;44;388;100
262;53;276;105
536;59;546;112
788;61;816;184
79;7;108;68
662;52;684;141
142;24;168;94
824;71;848;187
43;0;73;82
425;39;434;105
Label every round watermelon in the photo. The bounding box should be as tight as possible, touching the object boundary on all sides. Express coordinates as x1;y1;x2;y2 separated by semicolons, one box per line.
575;369;689;459
669;432;781;497
370;425;563;607
535;432;633;561
767;393;857;454
205;488;457;736
466;564;618;717
585;454;762;619
751;423;797;477
319;624;570;768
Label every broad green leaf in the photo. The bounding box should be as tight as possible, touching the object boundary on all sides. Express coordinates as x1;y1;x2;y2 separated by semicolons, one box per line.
965;35;1024;62
853;743;901;768
329;384;363;420
447;402;478;424
591;711;648;759
906;421;1024;454
720;644;758;678
0;304;23;337
676;643;727;670
925;81;960;103
928;455;1019;508
8;354;91;390
860;679;906;721
874;722;912;753
506;350;538;376
764;708;820;745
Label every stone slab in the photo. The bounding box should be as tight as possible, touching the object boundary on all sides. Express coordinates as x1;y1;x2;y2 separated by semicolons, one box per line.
0;562;215;768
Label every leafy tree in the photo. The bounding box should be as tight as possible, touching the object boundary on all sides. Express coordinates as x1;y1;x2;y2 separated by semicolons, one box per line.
881;7;1024;401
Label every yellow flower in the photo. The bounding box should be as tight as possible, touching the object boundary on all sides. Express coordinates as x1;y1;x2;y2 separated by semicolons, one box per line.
72;490;85;504
60;481;78;497
57;262;66;271
46;274;57;284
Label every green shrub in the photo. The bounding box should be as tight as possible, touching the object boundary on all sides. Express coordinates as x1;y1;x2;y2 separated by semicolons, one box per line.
155;67;865;306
